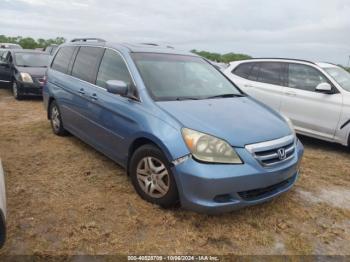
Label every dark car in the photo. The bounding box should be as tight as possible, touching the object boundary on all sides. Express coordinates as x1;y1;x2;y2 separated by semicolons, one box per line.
0;49;50;99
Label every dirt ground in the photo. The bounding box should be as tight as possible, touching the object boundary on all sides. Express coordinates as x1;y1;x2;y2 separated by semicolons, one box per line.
0;87;349;256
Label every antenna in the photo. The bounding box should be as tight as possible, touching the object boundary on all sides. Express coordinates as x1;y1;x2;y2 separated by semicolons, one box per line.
347;55;350;67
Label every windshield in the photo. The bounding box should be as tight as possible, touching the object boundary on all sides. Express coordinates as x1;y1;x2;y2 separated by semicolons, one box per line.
132;53;242;101
323;66;350;92
14;53;50;67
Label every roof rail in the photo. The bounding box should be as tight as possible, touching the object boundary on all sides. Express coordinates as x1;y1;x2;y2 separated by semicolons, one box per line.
247;57;316;65
140;43;174;49
71;38;106;43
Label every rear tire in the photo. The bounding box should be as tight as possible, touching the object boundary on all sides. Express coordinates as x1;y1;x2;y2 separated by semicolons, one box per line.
49;100;68;136
12;82;23;100
129;144;179;208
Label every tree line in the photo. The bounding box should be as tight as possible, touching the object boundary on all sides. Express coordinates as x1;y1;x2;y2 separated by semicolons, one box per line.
191;49;252;63
1;35;348;71
0;35;66;49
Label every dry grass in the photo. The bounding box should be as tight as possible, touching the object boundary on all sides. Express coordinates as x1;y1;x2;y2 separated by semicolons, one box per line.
0;88;349;255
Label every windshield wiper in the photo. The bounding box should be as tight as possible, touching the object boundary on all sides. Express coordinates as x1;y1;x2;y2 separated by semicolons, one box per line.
175;97;201;101
205;93;245;99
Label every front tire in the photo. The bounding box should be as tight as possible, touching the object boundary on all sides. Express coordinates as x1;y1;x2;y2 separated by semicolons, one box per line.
49;100;68;136
129;144;179;208
12;82;22;100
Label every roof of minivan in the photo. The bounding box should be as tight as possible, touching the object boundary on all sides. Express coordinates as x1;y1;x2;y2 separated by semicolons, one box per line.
63;41;197;56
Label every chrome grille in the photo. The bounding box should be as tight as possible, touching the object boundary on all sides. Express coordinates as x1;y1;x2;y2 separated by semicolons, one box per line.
245;135;296;167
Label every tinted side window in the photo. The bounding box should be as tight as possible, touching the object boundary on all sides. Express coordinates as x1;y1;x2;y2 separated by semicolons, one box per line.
257;62;284;86
233;63;253;78
72;47;104;83
51;46;76;74
96;49;132;88
0;51;9;62
248;63;260;81
288;64;328;92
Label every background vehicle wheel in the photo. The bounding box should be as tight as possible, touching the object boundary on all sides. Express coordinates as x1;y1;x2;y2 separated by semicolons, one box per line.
12;82;22;100
49;101;68;136
129;144;179;208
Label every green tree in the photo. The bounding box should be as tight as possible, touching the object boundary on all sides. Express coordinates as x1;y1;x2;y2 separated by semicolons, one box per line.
0;34;66;49
191;49;252;63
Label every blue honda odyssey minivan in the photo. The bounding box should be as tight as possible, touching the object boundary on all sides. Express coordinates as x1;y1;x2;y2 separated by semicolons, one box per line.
43;38;304;213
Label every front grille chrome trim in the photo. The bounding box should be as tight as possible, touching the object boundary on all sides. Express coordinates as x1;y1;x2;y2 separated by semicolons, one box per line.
245;135;296;167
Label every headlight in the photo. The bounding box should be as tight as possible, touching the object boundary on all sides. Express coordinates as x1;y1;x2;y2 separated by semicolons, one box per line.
182;128;242;164
20;72;33;83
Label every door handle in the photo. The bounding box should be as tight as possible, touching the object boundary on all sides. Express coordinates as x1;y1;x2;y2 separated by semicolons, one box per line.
244;84;253;88
78;88;85;95
90;93;98;101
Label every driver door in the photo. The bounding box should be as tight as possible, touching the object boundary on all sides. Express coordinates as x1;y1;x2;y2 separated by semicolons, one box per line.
280;63;342;140
0;51;12;85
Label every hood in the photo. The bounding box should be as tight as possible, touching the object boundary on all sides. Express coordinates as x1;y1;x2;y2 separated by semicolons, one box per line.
157;97;292;147
16;66;47;77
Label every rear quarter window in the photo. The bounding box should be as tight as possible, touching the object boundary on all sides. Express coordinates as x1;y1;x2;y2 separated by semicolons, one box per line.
233;63;253;78
51;46;76;74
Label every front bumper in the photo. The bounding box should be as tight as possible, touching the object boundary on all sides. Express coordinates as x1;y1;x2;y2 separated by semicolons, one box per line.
17;81;43;96
172;139;304;214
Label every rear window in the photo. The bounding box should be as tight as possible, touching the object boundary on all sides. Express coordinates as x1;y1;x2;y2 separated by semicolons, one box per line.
51;46;76;74
71;47;104;83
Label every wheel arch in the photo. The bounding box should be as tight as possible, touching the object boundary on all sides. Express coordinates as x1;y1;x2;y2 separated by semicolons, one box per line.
127;136;174;176
47;97;56;119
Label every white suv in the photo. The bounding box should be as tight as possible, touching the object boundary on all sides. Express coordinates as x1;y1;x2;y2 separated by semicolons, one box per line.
224;59;350;147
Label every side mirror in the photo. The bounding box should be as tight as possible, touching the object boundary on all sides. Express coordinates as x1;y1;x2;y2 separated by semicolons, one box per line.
106;80;128;96
315;83;332;94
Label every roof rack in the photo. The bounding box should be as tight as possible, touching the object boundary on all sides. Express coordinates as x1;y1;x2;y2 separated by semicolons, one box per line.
71;38;106;43
247;57;316;65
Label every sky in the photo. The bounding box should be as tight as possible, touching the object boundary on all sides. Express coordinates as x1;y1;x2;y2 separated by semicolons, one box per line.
1;0;350;65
